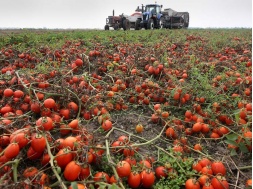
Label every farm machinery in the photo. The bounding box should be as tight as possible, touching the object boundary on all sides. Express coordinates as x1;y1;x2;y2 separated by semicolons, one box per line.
135;4;189;29
104;3;189;30
104;10;142;30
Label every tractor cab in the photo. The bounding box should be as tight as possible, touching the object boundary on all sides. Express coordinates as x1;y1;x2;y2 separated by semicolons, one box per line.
137;4;163;29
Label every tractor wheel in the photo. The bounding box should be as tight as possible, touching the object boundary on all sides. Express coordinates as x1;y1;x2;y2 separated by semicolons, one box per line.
104;25;109;30
135;19;141;30
123;19;130;30
147;19;154;29
159;17;165;29
114;24;119;30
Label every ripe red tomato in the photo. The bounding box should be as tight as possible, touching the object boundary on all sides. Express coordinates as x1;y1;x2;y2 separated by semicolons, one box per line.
78;164;90;180
75;58;83;66
68;119;79;130
201;166;213;175
64;161;81;181
68;102;79;112
202;182;214;189
128;172;141;188
155;166;168;179
55;148;73;169
141;169;155;188
13;90;24;98
0;135;10;147
36;116;54;131
192;161;203;172
60;108;70;119
31;134;46;153
192;122;203;133
198;174;210;186
165;127;177;139
10;132;30;149
27;146;43;160
63;136;78;150
211;161;226;175
139;160;152;168
199;158;212;168
211;176;229;189
3;88;13;97
4;142;20;159
30;101;41;113
93;172;110;183
43;98;56;109
69;183;87;189
101;120;112;131
185;178;201;189
116;160;131;178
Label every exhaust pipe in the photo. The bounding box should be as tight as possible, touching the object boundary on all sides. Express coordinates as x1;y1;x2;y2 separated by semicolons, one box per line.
113;9;114;16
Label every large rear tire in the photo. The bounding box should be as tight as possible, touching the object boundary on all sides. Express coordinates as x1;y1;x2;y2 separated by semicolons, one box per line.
147;19;154;30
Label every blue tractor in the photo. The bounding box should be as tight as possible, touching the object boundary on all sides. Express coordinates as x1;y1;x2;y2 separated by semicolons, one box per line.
135;4;164;30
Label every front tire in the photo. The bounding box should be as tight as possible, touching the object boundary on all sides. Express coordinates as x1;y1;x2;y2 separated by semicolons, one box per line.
135;19;141;30
159;17;165;29
104;25;109;30
114;23;119;30
123;19;130;30
147;19;154;30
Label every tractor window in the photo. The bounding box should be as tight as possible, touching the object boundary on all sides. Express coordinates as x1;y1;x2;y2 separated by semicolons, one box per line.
156;6;161;13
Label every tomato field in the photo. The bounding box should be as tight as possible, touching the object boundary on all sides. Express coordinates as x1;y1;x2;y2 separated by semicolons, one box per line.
0;29;252;189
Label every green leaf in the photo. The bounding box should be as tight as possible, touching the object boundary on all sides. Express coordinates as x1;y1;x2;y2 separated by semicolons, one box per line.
70;182;78;189
225;133;238;141
224;139;238;146
108;184;121;189
238;142;249;153
230;149;238;156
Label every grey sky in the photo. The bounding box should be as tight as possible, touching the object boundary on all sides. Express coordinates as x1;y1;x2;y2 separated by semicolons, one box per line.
0;0;252;29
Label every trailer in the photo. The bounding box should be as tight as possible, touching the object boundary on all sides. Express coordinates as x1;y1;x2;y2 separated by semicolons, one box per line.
162;8;189;29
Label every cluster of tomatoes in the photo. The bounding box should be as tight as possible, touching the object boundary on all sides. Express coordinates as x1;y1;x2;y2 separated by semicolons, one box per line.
0;29;252;189
186;158;228;189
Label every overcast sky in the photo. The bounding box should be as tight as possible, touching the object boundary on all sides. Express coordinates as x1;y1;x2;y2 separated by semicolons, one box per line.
0;0;252;29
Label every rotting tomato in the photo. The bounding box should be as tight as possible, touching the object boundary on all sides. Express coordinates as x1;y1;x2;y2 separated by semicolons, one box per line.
93;171;110;183
23;167;38;178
